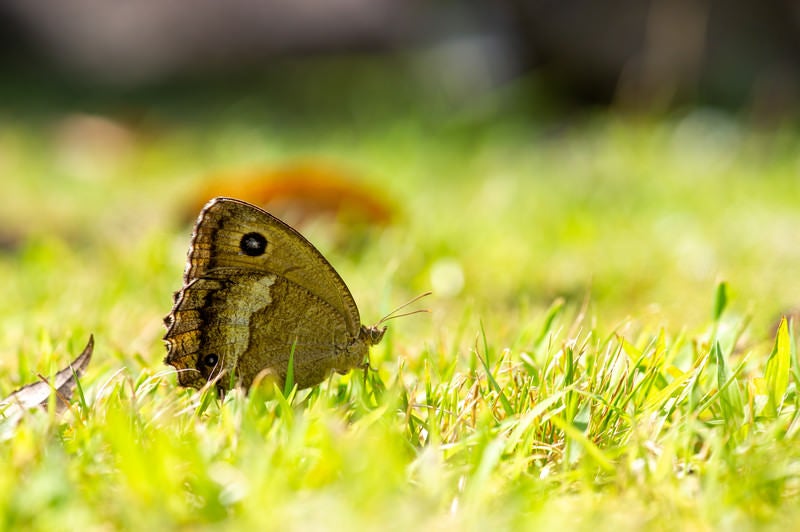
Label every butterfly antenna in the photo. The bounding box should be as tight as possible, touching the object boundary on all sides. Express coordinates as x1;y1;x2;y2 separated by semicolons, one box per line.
378;291;432;325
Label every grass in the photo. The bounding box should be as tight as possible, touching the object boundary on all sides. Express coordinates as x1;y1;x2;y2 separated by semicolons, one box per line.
2;77;800;529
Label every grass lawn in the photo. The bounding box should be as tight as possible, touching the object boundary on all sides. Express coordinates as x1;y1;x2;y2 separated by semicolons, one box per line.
2;73;800;529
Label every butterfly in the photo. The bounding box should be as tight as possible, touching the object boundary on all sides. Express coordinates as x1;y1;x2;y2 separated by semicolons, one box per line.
163;197;386;392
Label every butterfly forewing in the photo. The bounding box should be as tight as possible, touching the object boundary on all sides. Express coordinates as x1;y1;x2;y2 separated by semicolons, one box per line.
186;198;361;334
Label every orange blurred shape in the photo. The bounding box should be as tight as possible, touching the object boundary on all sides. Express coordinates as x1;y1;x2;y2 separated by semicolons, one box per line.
189;161;397;228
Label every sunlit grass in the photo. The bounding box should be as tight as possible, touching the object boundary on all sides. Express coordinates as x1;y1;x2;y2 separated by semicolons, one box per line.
2;102;800;529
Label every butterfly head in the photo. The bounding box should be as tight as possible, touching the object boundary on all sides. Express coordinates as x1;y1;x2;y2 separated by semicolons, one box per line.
360;324;387;346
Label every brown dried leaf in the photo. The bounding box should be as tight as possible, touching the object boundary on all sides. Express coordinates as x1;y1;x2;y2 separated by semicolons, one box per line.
0;335;94;420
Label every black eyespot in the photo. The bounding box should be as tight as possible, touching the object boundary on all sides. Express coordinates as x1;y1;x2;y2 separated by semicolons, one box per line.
240;232;267;256
202;353;219;367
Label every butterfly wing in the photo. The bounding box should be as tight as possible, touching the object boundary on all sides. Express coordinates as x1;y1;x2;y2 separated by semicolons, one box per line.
183;197;361;333
163;197;364;390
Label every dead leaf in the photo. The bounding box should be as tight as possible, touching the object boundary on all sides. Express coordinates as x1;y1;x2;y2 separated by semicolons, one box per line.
0;335;94;436
187;161;397;229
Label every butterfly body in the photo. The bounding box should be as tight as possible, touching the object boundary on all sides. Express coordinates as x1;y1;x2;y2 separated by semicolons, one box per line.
163;197;385;391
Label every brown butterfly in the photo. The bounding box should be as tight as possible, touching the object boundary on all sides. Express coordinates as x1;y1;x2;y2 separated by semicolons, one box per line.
163;197;386;392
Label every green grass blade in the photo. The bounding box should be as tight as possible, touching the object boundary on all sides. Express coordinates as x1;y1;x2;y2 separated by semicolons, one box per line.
535;297;565;347
550;414;614;472
284;338;298;397
764;317;791;417
477;322;514;418
713;281;728;322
